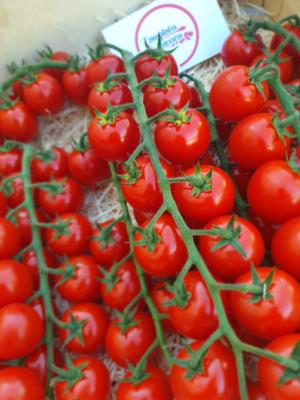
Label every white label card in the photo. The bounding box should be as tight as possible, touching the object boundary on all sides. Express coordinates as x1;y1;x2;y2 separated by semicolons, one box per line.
102;0;230;71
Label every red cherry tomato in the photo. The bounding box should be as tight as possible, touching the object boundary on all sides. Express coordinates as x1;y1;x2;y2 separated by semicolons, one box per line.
86;53;125;87
143;76;191;117
88;112;140;161
0;101;38;142
133;213;188;278
46;213;92;256
54;356;111;400
271;23;300;59
12;207;47;247
54;255;101;302
89;219;130;267
105;311;156;367
116;364;173;400
134;53;178;82
31;147;68;182
58;303;109;354
150;282;174;332
258;334;300;399
188;85;203;108
118;154;174;213
0;303;44;359
133;208;154;226
5;175;26;208
43;50;70;80
250;50;293;83
62;68;89;106
209;66;269;122
0;367;44;400
0;192;7;217
247;160;300;224
170;341;239;400
0;147;22;177
198;215;265;281
221;29;263;66
154;109;210;165
0;218;21;259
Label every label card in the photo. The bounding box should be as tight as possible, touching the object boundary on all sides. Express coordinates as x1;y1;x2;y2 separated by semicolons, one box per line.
102;0;230;71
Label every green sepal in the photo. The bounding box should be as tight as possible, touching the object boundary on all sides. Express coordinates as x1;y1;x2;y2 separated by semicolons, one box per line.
71;133;89;152
99;266;119;293
91;221;117;249
62;313;87;348
189;164;213;197
118;161;142;185
279;341;300;385
288;150;300;174
164;282;190;309
48;215;72;241
248;265;275;303
37;44;53;60
55;257;77;288
114;307;138;335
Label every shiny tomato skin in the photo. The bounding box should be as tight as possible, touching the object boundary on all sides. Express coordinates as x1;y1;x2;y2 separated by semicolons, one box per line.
89;219;129;267
31;146;68;182
250;50;293;83
0;193;7;217
169;270;219;340
44;50;70;80
23;72;65;115
231;267;300;340
229;113;291;170
271;23;300;59
0;218;21;259
62;68;89;106
0;367;44;400
134;53;178;82
0;148;22;177
12;207;47;247
172;165;235;225
188;85;203;108
133;213;188;278
5;175;25;209
247;160;300;224
221;30;263;66
68;147;110;187
150;282;174;332
46;213;92;256
119;154;175;213
54;356;111;400
198;215;265;281
58;303;109;353
0;259;33;307
105;311;156;367
88;112;140;162
116;364;173;400
100;260;143;311
133;208;154;226
86;54;125;87
209;66;269;122
0;303;44;359
88;82;133;116
0;102;38;142
38;177;84;217
143;76;191;117
170;341;239;400
154;109;210;165
258;334;300;399
54;255;101;302
271;217;300;280
247;382;267;400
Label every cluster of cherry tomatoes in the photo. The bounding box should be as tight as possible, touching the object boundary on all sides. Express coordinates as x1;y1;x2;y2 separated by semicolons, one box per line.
0;16;299;400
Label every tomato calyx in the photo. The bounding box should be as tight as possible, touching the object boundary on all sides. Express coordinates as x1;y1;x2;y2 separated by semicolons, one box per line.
47;215;73;240
162;103;192;126
55;258;76;288
61;313;87;347
272;112;296;142
238;24;262;44
87;44;106;61
118;161;142;185
71;132;89;152
114;308;138;334
247;265;275;303
288;150;300;174
0;92;16;110
164;282;191;309
91;219;121;249
100;266;119;292
93;78;122;93
66;55;83;73
94;102;135;126
34;148;58;164
37;44;54;60
35;176;66;197
134;226;161;252
174;164;212;197
143;34;176;61
0;175;17;197
53;353;87;392
279;340;300;385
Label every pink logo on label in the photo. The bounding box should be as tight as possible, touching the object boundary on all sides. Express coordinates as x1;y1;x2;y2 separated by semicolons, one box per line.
135;3;199;68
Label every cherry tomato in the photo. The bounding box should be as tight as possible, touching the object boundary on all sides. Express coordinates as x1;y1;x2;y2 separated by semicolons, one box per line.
150;282;174;332
105;311;156;367
247;160;300;224
271;23;300;59
0;101;38;142
86;53;125;87
116;364;173;400
247;381;267;400
54;255;101;302
154;109;210;165
169;270;219;340
229;113;291;170
221;29;263;66
198;215;265;281
0;303;44;359
271;217;300;280
23;73;64;115
54;356;111;400
89;219;129;267
5;175;25;208
134;53;178;82
0;218;21;259
62;68;89;106
88;112;140;161
133;208;154;226
38;177;84;217
209;66;269;122
231;267;300;340
170;341;239;400
188;85;203;108
12;207;47;247
0;192;7;217
0;148;22;177
11;80;24;100
134;213;188;278
258;334;300;399
88;82;133;116
31;147;68;182
68;146;110;187
118;154;174;213
143;76;191;117
100;259;144;311
43;50;70;80
250;50;293;83
58;303;109;354
46;213;92;256
0;367;44;400
0;259;33;307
